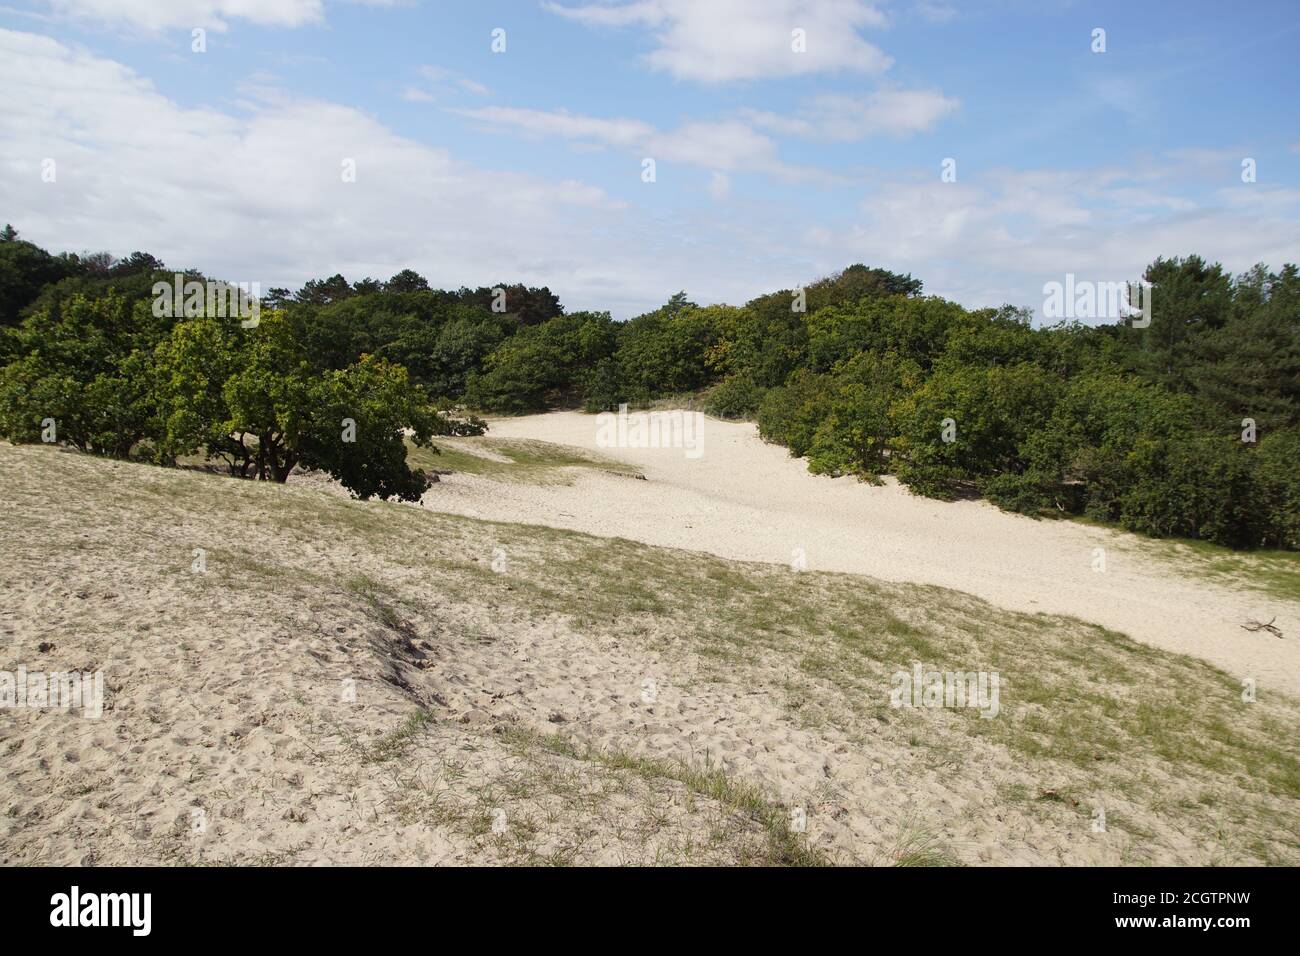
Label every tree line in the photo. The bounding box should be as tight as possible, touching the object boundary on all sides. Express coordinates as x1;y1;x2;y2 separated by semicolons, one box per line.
1;225;1295;549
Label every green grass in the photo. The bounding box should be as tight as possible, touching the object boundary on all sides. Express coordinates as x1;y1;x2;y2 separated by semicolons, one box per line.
497;726;829;866
406;436;639;483
1164;539;1300;606
1071;515;1300;607
349;709;432;764
344;709;821;866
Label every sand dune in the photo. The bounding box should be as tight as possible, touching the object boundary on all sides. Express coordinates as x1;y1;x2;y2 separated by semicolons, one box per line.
430;411;1300;697
4;443;1296;865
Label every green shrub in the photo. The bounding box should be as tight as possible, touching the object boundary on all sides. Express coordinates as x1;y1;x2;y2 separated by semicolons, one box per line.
803;352;918;478
1254;428;1300;549
756;369;830;457
702;373;764;419
891;362;1061;498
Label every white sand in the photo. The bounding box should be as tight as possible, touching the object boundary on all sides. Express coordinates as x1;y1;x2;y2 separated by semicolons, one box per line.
431;411;1300;697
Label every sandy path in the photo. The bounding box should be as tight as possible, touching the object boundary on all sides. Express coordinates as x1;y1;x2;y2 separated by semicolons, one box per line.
426;411;1300;697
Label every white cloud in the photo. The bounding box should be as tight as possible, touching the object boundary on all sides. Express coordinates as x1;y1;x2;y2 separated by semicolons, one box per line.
544;0;891;82
43;0;326;30
0;29;614;296
842;161;1300;313
403;66;490;103
453;106;654;147
40;0;397;31
707;171;731;201
1215;185;1300;209
744;89;959;140
418;67;488;95
0;28;826;317
452;105;828;183
4;27;1295;324
653;119;810;179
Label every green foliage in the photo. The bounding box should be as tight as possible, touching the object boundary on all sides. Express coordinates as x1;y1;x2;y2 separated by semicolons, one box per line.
757;368;831;458
153;314;248;471
1115;434;1255;545
614;300;726;400
1006;371;1200;516
581;356;625;413
803;353;920;478
303;355;453;501
713;291;808;389
1185;264;1300;426
200;310;315;482
464;311;617;413
455;283;563;326
0;291;171;457
291;290;516;402
1254;429;1300;550
0;227;1295;549
892;362;1061;498
424;312;516;399
974;370;1295;549
806;296;966;373
1119;257;1299;427
701;372;765;419
755;350;918;478
0;234;79;326
803;263;923;309
154;311;466;499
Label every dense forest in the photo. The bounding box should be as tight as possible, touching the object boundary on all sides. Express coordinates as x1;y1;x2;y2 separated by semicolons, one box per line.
1;224;1296;550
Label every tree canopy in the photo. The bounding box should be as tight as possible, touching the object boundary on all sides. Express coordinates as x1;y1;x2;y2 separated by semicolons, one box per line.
1;235;1294;548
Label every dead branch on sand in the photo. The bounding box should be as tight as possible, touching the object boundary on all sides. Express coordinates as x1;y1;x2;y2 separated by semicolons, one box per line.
1242;617;1284;638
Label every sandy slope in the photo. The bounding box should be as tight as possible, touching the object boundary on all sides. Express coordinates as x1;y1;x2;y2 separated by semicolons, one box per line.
0;448;797;865
3;445;1296;866
430;411;1300;697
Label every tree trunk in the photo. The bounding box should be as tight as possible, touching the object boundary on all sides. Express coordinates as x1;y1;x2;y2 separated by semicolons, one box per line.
273;452;297;483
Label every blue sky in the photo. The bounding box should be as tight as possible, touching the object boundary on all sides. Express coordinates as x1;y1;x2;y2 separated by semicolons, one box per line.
1;0;1297;318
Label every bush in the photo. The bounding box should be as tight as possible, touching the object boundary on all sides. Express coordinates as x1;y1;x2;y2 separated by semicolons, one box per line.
701;373;764;419
2;228;1295;550
756;369;830;457
891;362;1061;498
0;233;79;326
614;302;726;399
0;291;171;457
464;311;617;413
581;357;626;412
1116;435;1256;547
154;313;469;499
1254;428;1300;549
803;352;918;478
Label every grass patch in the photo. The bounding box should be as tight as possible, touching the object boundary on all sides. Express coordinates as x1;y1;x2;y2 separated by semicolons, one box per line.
407;436;638;483
1072;516;1300;607
341;708;432;765
499;726;829;866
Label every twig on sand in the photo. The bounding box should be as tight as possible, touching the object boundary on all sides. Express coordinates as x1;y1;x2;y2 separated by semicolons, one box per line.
1242;617;1283;638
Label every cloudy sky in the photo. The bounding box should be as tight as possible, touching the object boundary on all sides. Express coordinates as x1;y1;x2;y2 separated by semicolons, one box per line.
1;0;1297;318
